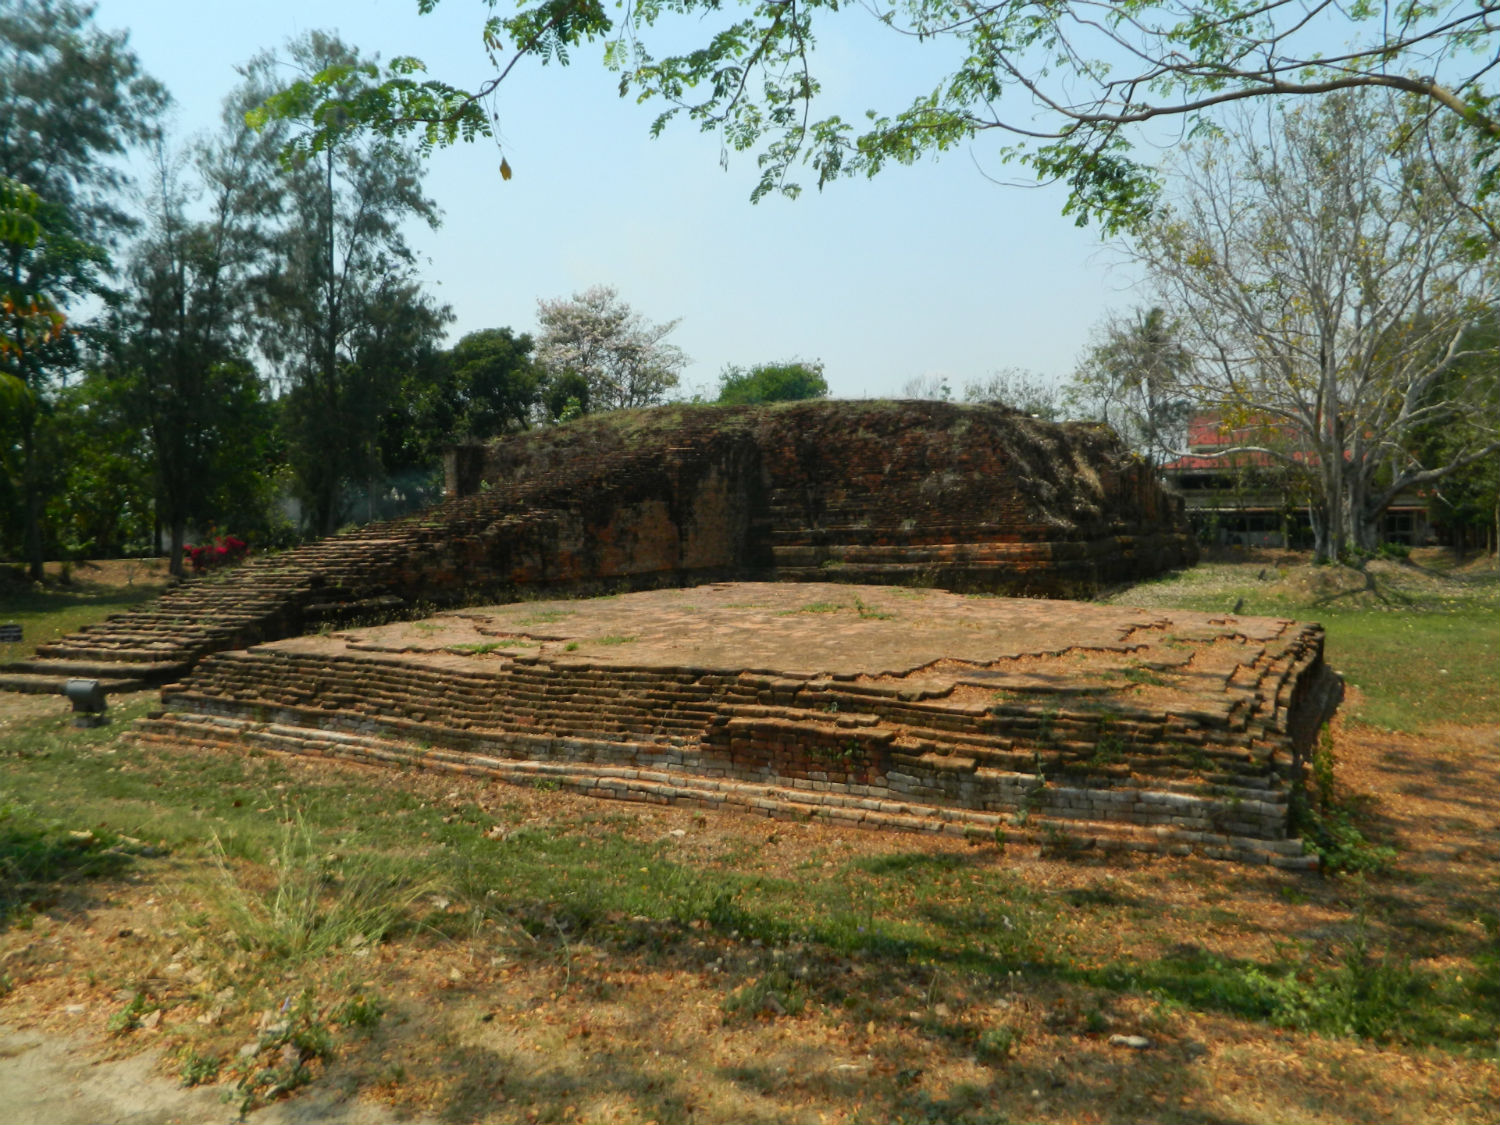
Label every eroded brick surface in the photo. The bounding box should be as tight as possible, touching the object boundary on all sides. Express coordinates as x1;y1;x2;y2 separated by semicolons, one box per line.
135;584;1340;866
2;402;1196;690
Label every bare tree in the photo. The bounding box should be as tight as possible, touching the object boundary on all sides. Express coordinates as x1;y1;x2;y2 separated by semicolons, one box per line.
1066;307;1194;464
1134;91;1500;560
962;367;1063;420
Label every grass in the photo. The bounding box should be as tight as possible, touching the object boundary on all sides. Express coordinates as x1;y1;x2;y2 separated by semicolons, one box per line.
1106;551;1499;731
1;549;1498;1122
0;573;169;666
206;811;439;964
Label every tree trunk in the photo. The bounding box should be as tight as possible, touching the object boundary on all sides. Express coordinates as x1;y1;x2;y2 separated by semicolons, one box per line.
168;516;187;579
21;415;43;581
1309;500;1333;562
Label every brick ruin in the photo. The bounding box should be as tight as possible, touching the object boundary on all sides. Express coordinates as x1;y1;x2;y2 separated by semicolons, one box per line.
3;400;1197;691
133;584;1341;867
6;400;1349;861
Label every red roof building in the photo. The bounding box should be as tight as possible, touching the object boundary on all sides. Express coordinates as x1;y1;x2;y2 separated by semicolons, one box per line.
1159;415;1430;548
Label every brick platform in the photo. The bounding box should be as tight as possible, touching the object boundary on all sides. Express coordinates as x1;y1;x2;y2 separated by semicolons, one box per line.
3;401;1196;691
135;584;1340;867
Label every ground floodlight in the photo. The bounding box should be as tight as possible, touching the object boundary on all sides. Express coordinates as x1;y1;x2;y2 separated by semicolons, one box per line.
64;678;108;727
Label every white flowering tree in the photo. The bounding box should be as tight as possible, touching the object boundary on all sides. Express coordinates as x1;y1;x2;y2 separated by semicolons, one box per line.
534;285;687;414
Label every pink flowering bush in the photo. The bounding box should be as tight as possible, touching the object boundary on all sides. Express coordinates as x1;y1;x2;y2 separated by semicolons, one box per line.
183;533;249;573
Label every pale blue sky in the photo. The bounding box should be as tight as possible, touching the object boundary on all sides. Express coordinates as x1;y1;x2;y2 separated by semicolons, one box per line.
95;0;1146;400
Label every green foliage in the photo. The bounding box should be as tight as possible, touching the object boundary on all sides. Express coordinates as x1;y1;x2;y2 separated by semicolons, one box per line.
540;368;591;423
251;2;1500;230
0;0;167;572
716;360;828;405
44;373;155;558
440;327;541;438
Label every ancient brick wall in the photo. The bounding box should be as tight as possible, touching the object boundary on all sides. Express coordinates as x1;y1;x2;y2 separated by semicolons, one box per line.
133;584;1339;867
5;400;1195;689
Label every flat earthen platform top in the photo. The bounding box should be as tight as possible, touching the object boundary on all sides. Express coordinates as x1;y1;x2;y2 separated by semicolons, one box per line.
149;582;1339;866
277;582;1296;706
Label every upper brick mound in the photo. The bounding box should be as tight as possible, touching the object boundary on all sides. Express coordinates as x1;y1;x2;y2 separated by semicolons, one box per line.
2;400;1196;691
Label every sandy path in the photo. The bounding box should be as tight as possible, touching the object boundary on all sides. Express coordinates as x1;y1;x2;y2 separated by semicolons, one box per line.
0;1027;422;1125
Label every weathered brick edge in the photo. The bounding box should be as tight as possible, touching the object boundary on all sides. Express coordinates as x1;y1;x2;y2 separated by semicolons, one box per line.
134;628;1341;869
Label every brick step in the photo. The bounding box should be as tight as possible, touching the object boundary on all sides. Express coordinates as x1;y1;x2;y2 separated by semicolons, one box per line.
3;657;188;686
0;671;158;694
131;713;1313;868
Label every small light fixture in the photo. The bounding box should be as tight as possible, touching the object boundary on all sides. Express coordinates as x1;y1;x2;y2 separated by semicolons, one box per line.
64;678;108;728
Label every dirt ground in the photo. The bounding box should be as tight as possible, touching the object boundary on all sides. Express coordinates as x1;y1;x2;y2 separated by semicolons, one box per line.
4;693;1499;1123
0;1024;422;1125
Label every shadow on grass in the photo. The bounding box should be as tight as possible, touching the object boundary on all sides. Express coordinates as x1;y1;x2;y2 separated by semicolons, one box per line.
0;808;135;930
0;582;166;616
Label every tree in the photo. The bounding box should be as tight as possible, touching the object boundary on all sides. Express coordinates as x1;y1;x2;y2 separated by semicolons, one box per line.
1066;307;1193;462
539;369;591;422
46;370;154;559
259;1;1500;230
0;0;165;575
247;33;447;535
716;360;827;404
1407;320;1500;556
962;367;1063;421
98;85;286;575
534;285;686;413
444;327;541;437
1131;92;1500;561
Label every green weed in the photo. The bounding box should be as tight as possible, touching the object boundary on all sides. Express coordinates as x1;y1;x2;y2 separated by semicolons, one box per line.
447;640;532;654
208;812;437;966
107;989;158;1035
723;966;806;1020
1292;727;1397;875
176;1046;222;1087
332;993;385;1030
230;989;335;1113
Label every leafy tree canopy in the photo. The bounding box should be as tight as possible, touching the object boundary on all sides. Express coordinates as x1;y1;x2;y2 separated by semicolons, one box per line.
251;0;1500;230
716;360;827;405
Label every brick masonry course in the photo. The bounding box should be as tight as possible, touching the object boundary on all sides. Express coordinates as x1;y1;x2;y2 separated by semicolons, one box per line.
1;400;1196;691
134;583;1342;867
